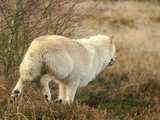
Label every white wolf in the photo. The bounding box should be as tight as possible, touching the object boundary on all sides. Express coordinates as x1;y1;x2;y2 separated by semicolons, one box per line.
11;35;116;104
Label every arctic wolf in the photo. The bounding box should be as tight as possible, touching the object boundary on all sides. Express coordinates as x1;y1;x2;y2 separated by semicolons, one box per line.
11;35;116;104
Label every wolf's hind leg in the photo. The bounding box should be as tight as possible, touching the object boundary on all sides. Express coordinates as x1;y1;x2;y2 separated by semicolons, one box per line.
11;78;25;99
40;74;53;102
11;71;39;100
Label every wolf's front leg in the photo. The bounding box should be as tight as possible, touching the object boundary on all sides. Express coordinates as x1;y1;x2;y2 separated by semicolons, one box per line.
65;80;80;104
54;82;67;104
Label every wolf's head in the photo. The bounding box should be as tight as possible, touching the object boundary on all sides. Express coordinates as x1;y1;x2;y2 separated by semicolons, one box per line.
102;35;116;69
109;35;116;66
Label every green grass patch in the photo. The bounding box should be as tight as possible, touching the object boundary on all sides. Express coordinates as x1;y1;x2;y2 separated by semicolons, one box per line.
102;99;147;109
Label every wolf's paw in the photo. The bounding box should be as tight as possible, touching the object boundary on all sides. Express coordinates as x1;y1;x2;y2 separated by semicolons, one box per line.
11;89;21;98
43;94;52;104
54;98;63;104
10;89;21;103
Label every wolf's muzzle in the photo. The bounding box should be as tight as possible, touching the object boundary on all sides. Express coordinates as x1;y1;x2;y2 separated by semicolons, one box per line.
107;58;115;67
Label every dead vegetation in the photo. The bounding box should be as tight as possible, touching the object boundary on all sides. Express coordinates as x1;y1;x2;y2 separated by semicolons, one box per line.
0;0;79;79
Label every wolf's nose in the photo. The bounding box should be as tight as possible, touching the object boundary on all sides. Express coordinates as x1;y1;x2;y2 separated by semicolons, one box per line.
111;58;113;62
109;58;115;66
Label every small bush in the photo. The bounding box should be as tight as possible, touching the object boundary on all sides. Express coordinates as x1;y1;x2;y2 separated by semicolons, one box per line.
0;0;79;80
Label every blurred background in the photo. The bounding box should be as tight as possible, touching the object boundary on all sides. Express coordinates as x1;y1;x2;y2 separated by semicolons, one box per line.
0;0;160;120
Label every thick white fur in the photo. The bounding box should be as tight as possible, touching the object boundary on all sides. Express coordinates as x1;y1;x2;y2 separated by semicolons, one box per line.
11;35;116;104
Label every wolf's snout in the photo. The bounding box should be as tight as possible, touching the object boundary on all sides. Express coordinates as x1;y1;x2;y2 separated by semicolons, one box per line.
108;58;116;66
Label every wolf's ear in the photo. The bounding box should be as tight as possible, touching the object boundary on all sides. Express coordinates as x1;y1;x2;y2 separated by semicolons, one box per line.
110;35;114;44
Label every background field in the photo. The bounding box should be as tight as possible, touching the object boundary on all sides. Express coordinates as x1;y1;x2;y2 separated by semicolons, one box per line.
0;0;160;120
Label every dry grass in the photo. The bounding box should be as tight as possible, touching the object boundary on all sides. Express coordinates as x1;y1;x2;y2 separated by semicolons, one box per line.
0;0;160;120
149;15;160;22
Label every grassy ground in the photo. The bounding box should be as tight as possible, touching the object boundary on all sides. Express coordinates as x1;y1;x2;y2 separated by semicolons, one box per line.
0;0;160;120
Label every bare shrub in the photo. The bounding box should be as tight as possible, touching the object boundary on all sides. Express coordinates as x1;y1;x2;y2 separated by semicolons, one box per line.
0;0;79;79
